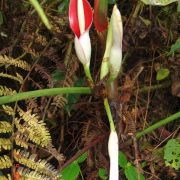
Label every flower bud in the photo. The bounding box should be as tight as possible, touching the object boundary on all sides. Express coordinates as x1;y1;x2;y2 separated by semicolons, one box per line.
108;131;119;180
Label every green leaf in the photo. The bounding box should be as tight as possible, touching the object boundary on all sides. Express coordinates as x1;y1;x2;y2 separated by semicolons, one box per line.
0;11;3;26
140;0;178;6
125;163;145;180
52;70;65;83
61;161;81;180
156;68;170;81
108;0;116;4
169;39;180;54
77;152;87;163
98;168;108;180
164;138;180;170
58;0;69;13
118;151;128;168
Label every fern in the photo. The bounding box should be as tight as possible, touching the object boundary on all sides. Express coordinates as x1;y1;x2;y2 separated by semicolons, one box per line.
0;155;12;169
17;108;52;147
52;95;67;109
33;32;48;47
14;133;29;149
17;167;55;180
17;167;53;180
14;149;60;179
0;72;24;84
2;105;15;116
22;46;40;58
34;64;53;87
0;86;17;96
0;121;12;133
0;138;12;151
0;55;31;71
0;174;11;180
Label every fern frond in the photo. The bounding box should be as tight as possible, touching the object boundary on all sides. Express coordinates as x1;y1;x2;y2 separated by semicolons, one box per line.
0;174;11;180
0;86;17;96
52;95;67;109
0;121;12;133
2;105;15;116
34;64;53;87
16;109;51;147
0;138;12;151
14;133;29;149
34;32;48;47
0;73;24;84
17;167;53;180
0;155;12;169
0;55;31;71
22;46;40;58
14;149;60;179
14;119;43;147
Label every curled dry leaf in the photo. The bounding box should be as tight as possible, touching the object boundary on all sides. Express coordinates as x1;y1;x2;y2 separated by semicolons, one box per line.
171;80;180;97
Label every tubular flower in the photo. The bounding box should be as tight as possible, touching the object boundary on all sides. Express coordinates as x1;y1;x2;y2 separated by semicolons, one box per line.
109;5;123;81
69;0;93;67
108;131;119;180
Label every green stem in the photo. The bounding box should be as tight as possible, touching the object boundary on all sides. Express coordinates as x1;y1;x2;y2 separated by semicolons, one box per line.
29;0;51;29
0;87;92;105
104;98;115;131
83;64;93;84
136;111;180;139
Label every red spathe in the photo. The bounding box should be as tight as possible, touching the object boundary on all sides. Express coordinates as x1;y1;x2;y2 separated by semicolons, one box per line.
69;0;93;38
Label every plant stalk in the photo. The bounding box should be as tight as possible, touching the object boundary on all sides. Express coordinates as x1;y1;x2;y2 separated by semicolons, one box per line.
83;64;94;84
0;87;92;105
136;111;180;139
104;98;115;131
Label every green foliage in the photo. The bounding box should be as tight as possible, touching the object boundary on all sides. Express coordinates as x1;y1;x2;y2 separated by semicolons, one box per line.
164;138;180;170
108;0;116;5
156;68;170;81
58;0;70;13
169;39;180;55
61;152;87;180
118;151;128;168
125;163;145;180
140;0;178;6
119;151;145;180
52;70;65;83
98;168;108;180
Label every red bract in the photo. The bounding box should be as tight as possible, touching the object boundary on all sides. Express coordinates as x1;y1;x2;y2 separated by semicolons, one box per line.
69;0;93;38
94;0;108;32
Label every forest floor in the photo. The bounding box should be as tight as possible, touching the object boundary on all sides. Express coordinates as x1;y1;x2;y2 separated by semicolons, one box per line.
0;0;179;179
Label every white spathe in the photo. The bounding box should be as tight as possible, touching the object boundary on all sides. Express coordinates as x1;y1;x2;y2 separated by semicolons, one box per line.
111;5;123;48
108;131;119;180
78;0;85;34
109;45;122;80
109;5;123;80
74;30;91;66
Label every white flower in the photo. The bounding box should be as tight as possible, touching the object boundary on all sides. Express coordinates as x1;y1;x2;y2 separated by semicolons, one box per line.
74;31;91;66
109;5;123;80
69;0;93;67
108;131;119;180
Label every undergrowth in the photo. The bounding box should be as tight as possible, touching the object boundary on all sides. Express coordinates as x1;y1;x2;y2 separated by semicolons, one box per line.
0;0;179;179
